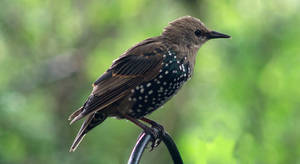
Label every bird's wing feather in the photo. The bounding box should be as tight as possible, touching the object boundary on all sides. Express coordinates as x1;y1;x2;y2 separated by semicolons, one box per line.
69;38;165;123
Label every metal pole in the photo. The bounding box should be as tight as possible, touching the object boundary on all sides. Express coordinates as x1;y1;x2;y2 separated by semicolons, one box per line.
128;131;183;164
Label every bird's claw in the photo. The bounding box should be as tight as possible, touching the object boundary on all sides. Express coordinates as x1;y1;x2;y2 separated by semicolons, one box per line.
143;123;165;151
144;128;159;151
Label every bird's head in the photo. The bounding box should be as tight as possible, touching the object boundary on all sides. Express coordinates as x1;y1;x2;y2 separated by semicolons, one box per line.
162;16;230;51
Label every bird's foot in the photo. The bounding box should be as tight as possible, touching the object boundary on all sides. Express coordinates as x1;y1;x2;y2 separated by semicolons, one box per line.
142;124;165;151
140;117;166;150
123;115;165;151
143;127;160;151
150;122;165;148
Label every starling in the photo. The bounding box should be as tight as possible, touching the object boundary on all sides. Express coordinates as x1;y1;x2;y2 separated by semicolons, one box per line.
68;16;230;152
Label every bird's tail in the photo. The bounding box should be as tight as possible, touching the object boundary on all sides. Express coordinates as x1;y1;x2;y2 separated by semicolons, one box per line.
68;106;84;121
69;112;107;152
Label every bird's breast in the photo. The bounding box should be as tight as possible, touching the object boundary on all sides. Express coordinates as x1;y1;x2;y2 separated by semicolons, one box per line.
127;50;192;118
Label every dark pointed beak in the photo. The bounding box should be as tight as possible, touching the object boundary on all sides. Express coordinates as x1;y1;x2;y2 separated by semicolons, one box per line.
206;31;231;39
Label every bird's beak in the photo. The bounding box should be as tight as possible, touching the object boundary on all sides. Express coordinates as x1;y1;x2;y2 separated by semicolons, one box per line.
206;31;231;39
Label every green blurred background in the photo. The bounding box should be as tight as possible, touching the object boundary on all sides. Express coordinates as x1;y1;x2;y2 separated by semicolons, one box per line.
0;0;299;163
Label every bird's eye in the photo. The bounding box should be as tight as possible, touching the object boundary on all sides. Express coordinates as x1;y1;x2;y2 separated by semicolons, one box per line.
194;29;202;37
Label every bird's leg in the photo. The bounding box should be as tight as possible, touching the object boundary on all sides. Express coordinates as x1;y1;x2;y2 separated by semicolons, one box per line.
140;117;165;147
123;115;160;150
140;117;165;132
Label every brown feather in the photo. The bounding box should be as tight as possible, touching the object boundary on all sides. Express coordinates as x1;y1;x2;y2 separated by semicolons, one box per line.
70;112;107;152
68;106;83;121
69;37;166;124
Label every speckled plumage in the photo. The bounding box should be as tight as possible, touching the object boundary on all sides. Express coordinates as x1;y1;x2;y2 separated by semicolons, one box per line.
128;50;191;118
68;16;230;152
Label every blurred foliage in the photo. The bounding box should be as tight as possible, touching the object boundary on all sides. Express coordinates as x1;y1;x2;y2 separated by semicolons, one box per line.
0;0;299;164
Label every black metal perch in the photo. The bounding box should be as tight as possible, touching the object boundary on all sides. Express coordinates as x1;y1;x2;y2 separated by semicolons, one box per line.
128;131;183;164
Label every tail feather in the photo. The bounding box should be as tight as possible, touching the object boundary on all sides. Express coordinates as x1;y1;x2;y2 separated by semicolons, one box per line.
69;113;94;152
68;106;84;121
69;133;87;152
69;112;107;152
69;113;85;125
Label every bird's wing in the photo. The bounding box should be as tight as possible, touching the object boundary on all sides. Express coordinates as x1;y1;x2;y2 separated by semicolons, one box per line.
69;38;165;124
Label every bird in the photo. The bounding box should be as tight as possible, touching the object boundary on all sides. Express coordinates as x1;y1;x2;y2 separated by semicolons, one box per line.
68;15;230;152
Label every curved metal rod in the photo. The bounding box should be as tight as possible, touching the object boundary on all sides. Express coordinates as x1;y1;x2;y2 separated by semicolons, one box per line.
127;131;183;164
128;133;152;164
162;132;183;163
